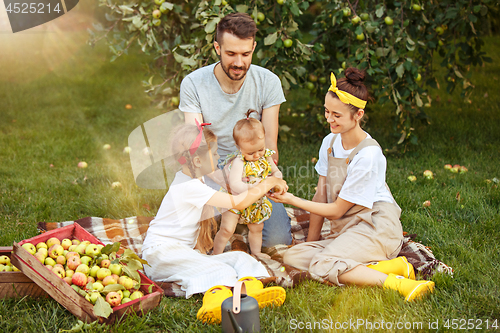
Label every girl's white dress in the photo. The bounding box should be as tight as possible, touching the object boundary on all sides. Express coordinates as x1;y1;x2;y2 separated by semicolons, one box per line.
142;171;270;298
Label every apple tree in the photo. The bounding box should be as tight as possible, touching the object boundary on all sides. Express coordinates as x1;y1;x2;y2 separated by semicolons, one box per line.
89;0;493;149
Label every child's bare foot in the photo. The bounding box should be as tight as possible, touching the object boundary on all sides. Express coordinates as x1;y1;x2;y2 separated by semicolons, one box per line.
253;252;271;259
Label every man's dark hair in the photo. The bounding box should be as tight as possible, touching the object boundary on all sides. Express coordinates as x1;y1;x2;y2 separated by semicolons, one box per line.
216;13;258;45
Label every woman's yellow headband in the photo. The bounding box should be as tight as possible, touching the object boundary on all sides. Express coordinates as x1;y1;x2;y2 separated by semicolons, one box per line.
328;72;367;109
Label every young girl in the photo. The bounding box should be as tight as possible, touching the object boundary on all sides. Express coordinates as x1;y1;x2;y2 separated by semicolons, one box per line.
213;110;283;258
142;122;287;301
271;68;435;302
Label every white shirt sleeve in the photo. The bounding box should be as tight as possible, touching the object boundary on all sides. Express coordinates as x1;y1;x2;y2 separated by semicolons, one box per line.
338;146;384;209
180;179;218;209
315;133;334;177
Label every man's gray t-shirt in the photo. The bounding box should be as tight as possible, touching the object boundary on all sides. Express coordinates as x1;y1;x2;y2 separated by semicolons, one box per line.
179;62;286;159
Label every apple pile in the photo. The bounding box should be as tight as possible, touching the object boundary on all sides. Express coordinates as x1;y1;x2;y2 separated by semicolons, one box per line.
444;164;468;174
21;238;148;309
0;255;20;272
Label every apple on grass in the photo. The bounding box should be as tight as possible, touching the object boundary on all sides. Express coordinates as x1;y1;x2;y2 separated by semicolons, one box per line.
444;164;452;170
423;170;434;180
21;243;36;255
407;175;417;182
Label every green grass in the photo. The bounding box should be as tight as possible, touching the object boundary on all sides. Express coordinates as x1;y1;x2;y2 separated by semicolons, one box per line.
1;14;500;333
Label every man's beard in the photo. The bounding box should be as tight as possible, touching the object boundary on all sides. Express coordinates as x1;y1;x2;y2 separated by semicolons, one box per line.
220;58;249;81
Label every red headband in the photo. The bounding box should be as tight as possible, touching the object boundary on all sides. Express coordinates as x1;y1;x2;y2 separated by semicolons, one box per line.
178;120;212;164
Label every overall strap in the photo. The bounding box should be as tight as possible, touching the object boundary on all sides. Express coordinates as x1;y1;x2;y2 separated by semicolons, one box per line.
346;138;382;164
329;134;339;151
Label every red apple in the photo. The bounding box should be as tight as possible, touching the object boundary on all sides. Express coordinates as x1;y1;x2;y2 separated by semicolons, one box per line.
72;272;88;287
48;244;64;259
67;256;81;270
106;292;122;307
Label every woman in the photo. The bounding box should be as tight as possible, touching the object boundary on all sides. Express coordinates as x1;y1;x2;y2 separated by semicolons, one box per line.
271;68;434;301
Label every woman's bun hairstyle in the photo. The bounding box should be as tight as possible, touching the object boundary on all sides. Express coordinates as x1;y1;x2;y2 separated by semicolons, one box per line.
344;67;366;88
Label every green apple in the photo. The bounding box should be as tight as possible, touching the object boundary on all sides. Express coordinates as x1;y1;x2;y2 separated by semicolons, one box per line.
34;252;46;264
121;297;132;305
72;239;80;245
360;13;369;21
96;267;111;281
221;0;228;5
153;18;161;26
356;33;365;41
122;290;131;298
160;2;170;13
109;263;123;276
283;39;293;48
257;12;265;22
85;244;100;258
319;77;327;84
80;255;92;266
308;74;318;82
118;276;134;290
154;0;164;5
305;82;315;90
46;237;60;248
0;255;11;266
36;242;48;250
412;4;421;11
415;73;422;82
351;16;361;24
342;61;346;69
384;16;394;25
435;26;444;35
60;238;72;250
277;0;285;4
89;265;100;277
37;248;48;258
152;9;161;19
171;96;180;106
89;291;102;304
3;265;13;272
0;264;6;272
22;243;36;255
343;8;351;17
92;281;104;292
76;264;90;275
66;269;74;278
130;290;144;301
44;257;56;266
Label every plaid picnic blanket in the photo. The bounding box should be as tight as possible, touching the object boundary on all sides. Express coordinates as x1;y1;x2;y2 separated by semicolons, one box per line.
37;208;453;297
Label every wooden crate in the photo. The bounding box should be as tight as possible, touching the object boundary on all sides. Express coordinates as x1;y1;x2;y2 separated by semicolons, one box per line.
0;246;49;299
11;223;163;324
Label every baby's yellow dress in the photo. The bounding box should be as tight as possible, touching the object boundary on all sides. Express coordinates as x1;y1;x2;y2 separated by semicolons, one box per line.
226;149;275;224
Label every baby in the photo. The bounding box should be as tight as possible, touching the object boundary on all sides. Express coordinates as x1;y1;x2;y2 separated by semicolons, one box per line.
213;110;283;258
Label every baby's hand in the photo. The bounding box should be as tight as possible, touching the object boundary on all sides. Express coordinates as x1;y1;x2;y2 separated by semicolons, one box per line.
270;178;288;195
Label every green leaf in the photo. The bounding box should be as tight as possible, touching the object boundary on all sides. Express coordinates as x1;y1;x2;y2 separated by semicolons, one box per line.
122;249;149;265
93;297;113;319
280;76;290;91
148;284;154;294
283;71;297;85
122;265;141;281
122;258;143;271
396;63;405;78
376;7;385;18
101;242;121;255
205;18;220;34
235;4;248;13
264;32;278;46
102;284;125;294
415;93;423;107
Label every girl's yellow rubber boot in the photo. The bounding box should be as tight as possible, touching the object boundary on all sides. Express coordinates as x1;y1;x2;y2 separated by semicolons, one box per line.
238;276;286;308
197;285;233;324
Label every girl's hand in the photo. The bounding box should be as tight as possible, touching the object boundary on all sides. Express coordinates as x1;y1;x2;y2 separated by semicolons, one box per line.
270;191;295;204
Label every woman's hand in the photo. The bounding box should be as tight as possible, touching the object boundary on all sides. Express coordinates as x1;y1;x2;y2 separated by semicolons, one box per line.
269;191;295;204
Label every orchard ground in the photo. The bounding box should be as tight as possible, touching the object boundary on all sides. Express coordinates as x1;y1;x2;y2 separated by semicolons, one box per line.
0;5;499;333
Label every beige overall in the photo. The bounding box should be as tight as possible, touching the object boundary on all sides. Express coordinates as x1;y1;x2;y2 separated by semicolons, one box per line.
283;135;404;285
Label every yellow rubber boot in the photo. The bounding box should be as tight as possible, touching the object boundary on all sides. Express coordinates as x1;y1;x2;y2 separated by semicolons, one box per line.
196;285;233;324
368;256;416;279
238;276;286;309
383;273;435;302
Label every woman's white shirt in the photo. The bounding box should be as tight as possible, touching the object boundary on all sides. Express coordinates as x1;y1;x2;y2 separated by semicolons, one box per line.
315;133;394;209
142;171;217;252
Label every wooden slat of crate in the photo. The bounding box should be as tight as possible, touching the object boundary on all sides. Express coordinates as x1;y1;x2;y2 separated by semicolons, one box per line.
0;246;48;299
12;223;163;324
